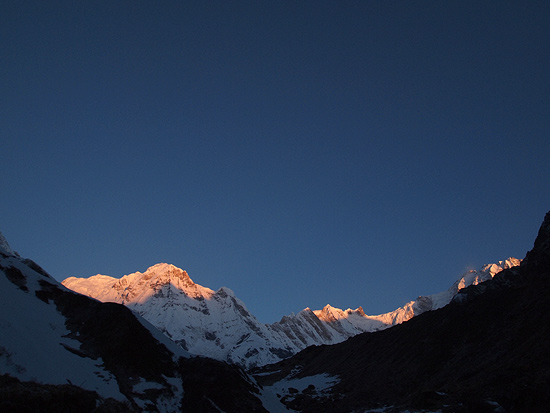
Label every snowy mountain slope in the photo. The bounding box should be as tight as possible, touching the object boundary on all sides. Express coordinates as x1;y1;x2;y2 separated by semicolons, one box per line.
367;257;521;326
63;258;520;368
0;238;190;410
0;244;126;402
0;234;274;412
64;264;306;367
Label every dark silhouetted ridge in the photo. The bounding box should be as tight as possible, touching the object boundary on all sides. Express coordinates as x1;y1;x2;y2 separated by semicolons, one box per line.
254;210;550;413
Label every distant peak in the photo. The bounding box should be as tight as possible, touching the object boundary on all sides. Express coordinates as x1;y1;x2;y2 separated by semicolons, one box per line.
216;286;236;297
146;263;181;273
319;304;341;315
500;257;521;269
314;304;348;322
0;231;15;256
144;263;193;282
353;306;366;316
480;257;520;276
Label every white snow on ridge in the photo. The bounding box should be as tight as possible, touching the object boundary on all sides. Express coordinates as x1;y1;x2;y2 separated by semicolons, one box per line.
62;257;521;368
367;257;522;326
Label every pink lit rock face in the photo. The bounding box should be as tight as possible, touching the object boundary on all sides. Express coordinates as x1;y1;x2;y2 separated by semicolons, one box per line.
62;258;520;368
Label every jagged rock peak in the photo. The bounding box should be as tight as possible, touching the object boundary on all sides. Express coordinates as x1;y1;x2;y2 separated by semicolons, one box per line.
0;230;15;256
480;257;521;276
315;304;365;321
534;211;550;249
318;304;341;315
315;304;342;322
352;306;366;316
523;210;550;270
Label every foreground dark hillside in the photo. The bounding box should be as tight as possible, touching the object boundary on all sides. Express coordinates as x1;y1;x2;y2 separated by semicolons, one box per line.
254;211;550;412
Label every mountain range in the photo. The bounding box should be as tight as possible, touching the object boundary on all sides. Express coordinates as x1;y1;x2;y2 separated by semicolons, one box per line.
62;258;520;368
1;209;549;412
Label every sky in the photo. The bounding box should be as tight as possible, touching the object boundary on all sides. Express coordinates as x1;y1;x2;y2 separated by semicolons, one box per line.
1;1;549;323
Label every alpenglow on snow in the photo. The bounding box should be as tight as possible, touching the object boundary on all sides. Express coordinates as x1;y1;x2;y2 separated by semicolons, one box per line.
62;258;520;368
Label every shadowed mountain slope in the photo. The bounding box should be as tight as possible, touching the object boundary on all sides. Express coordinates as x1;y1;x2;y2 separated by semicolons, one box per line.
253;211;550;412
0;231;271;412
62;257;520;368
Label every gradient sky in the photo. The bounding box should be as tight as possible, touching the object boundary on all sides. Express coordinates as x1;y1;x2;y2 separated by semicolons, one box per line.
2;1;549;323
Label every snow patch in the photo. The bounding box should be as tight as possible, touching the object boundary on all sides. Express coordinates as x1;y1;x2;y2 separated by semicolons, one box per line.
267;373;339;396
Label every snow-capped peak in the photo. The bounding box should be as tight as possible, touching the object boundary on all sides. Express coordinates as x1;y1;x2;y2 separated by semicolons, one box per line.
0;230;16;256
314;304;346;322
63;262;216;305
451;257;520;294
481;257;521;275
145;262;191;279
136;263;195;287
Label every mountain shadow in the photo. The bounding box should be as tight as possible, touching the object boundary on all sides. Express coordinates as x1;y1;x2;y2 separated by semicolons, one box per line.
0;237;270;412
253;211;550;412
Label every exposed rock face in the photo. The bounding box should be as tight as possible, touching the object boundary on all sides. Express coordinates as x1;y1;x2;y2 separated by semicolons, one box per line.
522;210;550;272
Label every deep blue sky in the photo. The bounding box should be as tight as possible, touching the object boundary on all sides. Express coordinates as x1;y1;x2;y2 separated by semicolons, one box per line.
2;1;549;323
